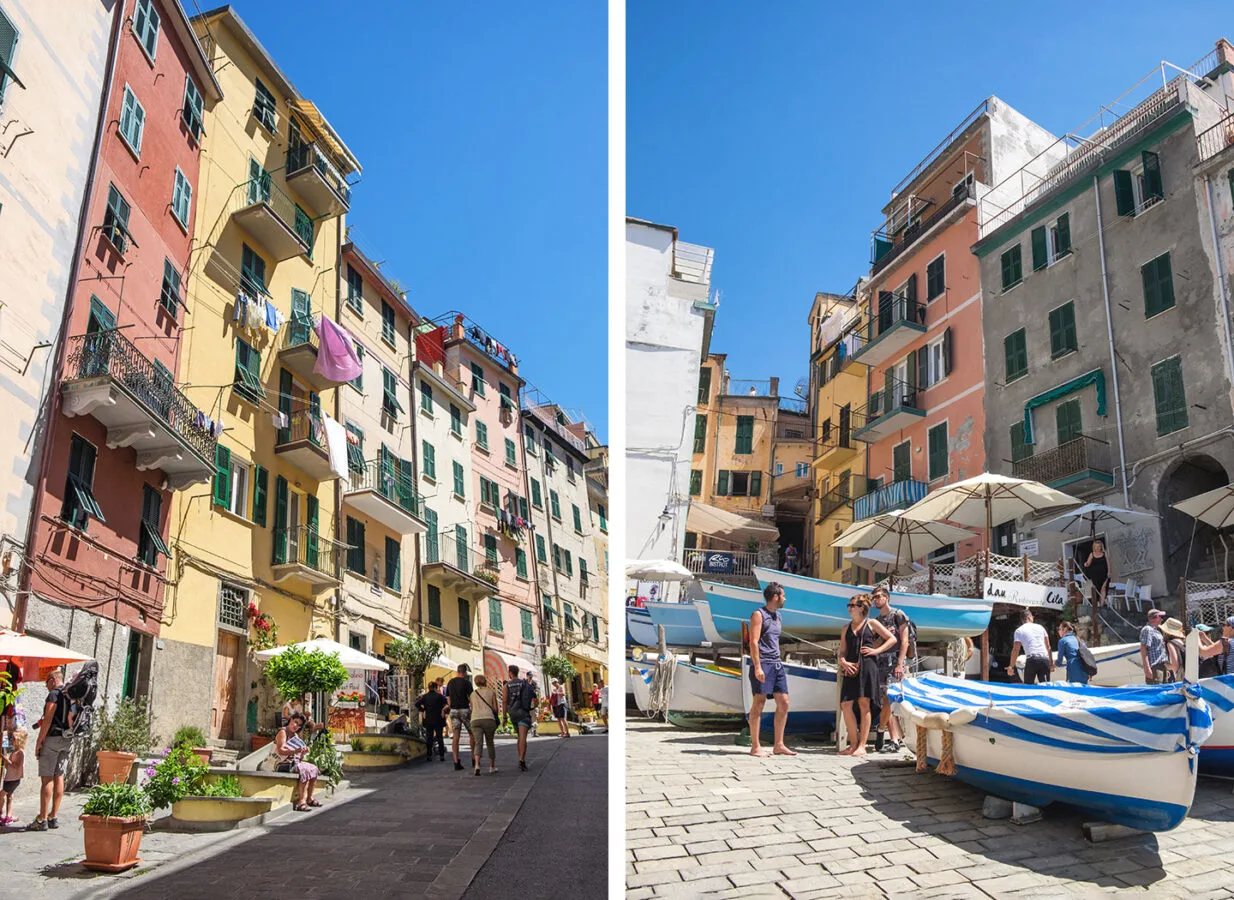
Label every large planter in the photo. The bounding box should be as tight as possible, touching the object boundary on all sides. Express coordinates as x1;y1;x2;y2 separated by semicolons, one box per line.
80;814;146;872
250;735;273;752
189;746;213;766
96;751;138;785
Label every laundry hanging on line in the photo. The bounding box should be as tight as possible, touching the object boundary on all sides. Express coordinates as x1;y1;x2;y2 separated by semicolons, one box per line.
312;314;363;382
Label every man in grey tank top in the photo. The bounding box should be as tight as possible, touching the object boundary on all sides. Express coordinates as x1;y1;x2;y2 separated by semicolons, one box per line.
748;582;796;758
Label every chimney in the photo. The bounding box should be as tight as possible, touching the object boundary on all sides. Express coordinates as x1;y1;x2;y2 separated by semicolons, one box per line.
770;377;779;397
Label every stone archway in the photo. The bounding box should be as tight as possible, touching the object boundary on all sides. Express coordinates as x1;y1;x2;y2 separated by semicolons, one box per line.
1159;454;1229;591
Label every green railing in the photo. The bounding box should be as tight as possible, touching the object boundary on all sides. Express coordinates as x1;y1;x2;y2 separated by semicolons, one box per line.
286;142;351;207
347;458;424;518
277;409;325;449
273;524;343;580
242;176;314;249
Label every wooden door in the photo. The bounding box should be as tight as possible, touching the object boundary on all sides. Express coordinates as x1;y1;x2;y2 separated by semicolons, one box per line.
212;632;241;740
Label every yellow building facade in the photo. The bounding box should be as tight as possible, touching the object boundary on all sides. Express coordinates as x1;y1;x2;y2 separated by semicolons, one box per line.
152;7;360;742
808;291;869;582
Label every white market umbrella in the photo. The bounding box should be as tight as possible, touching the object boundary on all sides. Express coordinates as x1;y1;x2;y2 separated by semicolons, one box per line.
254;637;389;671
831;510;974;562
626;559;693;582
1172;484;1234;529
1038;502;1158;537
0;630;93;681
685;501;779;543
843;549;926;576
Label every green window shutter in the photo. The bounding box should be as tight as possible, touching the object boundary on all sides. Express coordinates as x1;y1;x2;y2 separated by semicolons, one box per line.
928;423;949;480
750;470;762;499
452;461;465;496
422;440;435;480
1031;226;1047;271
905;349;918;393
1143;253;1175;317
385;536;400;589
1113;169;1135;216
381;300;395;342
693;415;707;454
717;470;730;495
420;380;433;413
456;525;469;570
573;505;582;532
427;584;442;627
476;420;488;450
550;490;560;519
553;544;561;571
565;551;573;577
213;445;231;507
305;494;319;568
735;416;754;454
893;441;911;482
1010;422;1033;463
450;404;461;435
1152;357;1188;435
1004;329;1028;382
424;507;439;563
1049;304;1076;358
1056;398;1083;445
697;367;711;405
484;533;497;565
272;476;288;564
458;599;471;638
689;470;702;496
531;478;542;507
252;465;268;526
1000;246;1022;290
516;548;528;579
489;597;503;632
504;437;517;466
1142;150;1163;201
345;518;364;573
1055;213;1071;255
926;255;945;300
536;533;547;563
521;608;534;641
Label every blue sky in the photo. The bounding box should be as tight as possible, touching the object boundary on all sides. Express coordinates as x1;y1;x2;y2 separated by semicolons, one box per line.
227;1;608;438
627;1;1223;397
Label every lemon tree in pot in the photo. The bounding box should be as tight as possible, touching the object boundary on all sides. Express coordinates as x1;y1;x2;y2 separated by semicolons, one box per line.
93;697;156;785
80;781;152;872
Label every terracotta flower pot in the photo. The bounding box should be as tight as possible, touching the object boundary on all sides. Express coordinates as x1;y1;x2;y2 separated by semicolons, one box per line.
190;747;213;766
96;750;138;785
80;814;146;872
251;734;272;751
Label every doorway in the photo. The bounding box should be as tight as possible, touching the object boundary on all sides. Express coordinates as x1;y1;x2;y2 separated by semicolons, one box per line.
1159;455;1229;590
212;631;242;740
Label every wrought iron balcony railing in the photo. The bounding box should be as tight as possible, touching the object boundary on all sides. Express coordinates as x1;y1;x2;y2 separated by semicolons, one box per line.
1012;434;1113;488
273;524;344;580
853;377;923;430
242;176;314;248
852;479;928;522
286;141;351;207
64;330;216;461
346;458;424;518
871;182;974;276
277;409;325;449
817;476;861;522
851;295;928;358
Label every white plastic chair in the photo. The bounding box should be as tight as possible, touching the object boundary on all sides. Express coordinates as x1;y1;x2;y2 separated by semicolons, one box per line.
1123;577;1143;614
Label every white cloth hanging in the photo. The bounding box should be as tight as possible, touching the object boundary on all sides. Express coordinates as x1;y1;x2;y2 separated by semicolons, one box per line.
322;412;349;481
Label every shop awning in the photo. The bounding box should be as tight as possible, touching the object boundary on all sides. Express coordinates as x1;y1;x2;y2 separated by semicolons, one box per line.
686;501;779;543
483;648;537;686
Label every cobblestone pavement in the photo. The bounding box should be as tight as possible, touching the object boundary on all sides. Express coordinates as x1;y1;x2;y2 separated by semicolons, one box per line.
2;734;588;899
626;721;1234;899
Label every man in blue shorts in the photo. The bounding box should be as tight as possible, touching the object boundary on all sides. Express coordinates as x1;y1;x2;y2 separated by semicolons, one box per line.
504;665;537;771
747;582;796;758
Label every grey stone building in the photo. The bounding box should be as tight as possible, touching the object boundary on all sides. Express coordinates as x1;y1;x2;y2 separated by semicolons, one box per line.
974;42;1234;600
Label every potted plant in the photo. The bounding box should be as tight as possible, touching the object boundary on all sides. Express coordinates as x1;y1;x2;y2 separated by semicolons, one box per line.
172;724;212;766
93;697;156;785
80;781;152;872
262;646;349;734
250;727;275;752
141;744;209;811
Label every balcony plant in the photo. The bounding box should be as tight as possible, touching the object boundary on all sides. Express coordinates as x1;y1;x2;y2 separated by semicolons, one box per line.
250;727;276;752
80;781;153;872
248;603;278;651
93;697;157;786
171;724;212;766
474;567;500;586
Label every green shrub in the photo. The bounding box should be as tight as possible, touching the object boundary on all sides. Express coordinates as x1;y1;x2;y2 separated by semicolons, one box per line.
172;725;207;749
83;781;152;820
263;647;349;702
540;655;578;685
307;732;343;787
200;775;242;798
350;737;366;752
93;697;157;756
142;745;208;809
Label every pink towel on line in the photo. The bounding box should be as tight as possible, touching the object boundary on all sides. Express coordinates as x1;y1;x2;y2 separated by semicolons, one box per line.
313;314;363;382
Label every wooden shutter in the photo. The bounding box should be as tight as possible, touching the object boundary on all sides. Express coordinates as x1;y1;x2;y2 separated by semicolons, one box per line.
942;328;953;375
905;349;917;393
750;470;762;499
1152;357;1187;435
905;273;918;304
423;440;435;480
1113;169;1135;216
1142;150;1163;200
272;476;288;564
1055;213;1071;255
1056;399;1082;445
928;424;948;480
916;345;929;388
1031;226;1047;271
252;465;268;526
380;444;394;499
717;470;730;495
213;445;231;507
1010;422;1033;462
385;536;400;588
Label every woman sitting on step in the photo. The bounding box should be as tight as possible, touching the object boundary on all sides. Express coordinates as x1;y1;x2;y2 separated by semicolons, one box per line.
273;713;321;811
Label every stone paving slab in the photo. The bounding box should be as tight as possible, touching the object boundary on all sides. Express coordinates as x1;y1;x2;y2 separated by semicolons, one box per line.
626;722;1234;897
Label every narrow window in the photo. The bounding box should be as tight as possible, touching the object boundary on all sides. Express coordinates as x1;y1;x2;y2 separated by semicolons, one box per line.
119;86;145;154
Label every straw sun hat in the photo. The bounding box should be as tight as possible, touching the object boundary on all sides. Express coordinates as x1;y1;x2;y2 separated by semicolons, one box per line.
1160;618;1186;641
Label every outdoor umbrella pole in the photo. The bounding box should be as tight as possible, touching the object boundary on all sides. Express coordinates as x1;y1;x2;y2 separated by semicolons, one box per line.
981;491;992;682
1089;513;1102;647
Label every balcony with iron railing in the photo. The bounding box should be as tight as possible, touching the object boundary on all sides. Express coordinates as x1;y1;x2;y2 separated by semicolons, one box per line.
850;294;928;368
852;479;928;522
816;416;858;467
277;312;336;393
851;377;926;442
1012;434;1114;496
286;141;351;217
684;548;759;579
275;409;339;482
343;459;427;535
271;524;344;590
871;182;975;278
421;531;498;601
1198;112;1234;163
816;477;860;523
60;330;217;490
233;176;313;261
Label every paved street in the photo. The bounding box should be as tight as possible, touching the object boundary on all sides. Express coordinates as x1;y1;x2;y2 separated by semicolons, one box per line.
626;721;1234;898
2;734;605;900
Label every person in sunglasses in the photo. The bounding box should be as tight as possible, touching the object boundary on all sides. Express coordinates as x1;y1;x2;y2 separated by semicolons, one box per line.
838;594;897;757
747;582;796;758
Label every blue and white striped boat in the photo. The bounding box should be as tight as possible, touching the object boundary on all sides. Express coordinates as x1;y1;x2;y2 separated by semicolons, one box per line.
1198;676;1234;776
643;600;709;647
753;568;993;642
740;657;837;735
627;659;655;713
890;674;1213;831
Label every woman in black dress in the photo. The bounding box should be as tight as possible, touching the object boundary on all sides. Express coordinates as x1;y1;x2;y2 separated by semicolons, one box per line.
1084;539;1111;606
838;594;896;757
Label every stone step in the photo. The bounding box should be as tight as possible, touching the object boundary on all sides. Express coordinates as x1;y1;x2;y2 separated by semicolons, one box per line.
207;738;246;751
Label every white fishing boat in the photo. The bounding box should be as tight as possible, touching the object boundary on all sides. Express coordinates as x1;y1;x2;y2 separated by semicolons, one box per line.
1048;642;1145;687
666;659;745;730
890;674;1212;832
739;657;837;735
627;659;655;714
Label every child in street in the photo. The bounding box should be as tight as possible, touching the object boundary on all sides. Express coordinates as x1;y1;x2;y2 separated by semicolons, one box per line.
1;730;26;825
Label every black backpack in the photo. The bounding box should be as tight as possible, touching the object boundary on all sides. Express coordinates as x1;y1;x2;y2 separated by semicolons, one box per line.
59;661;98;737
1077;642;1099;677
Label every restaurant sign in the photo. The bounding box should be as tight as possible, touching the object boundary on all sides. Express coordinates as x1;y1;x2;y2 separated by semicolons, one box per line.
983;577;1067;611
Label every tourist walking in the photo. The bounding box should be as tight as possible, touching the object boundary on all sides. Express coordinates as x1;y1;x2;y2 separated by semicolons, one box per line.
1055;621;1089;684
444;663;473;771
1162;618;1187;681
1140;609;1170;684
747;582;797;758
1198;617;1234;675
415;681;447;761
504;665;538;771
598;678;609;728
871;586;910;753
1009;609;1054;684
550;680;570;737
838;594;896;756
469;674;500;775
27;669;72;832
1;730;26;825
272;714;321;811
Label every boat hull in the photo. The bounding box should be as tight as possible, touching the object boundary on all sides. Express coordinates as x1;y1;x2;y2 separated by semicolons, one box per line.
739;657;837;735
752;567;992;642
644;600;708;647
627;607;659;648
1049;642;1145;687
666;661;745;730
627;660;655;713
1197;676;1234;776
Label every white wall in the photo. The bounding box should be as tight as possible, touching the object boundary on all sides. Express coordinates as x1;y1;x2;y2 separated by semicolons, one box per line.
626;221;712;564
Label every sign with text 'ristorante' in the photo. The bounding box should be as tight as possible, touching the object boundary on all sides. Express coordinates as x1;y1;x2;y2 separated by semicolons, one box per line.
983;578;1068;611
701;552;736;574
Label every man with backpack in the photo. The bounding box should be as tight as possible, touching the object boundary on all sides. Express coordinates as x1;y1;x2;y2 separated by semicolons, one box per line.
504;665;538;771
28;669;72;831
871;586;912;753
